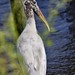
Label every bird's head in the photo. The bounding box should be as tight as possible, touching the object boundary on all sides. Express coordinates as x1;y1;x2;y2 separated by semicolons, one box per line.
23;0;50;31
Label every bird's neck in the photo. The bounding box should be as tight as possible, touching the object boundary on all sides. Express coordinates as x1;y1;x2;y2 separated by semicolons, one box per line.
24;10;37;33
26;8;34;18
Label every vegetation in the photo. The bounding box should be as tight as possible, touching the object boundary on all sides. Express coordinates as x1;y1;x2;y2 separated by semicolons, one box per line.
0;0;26;74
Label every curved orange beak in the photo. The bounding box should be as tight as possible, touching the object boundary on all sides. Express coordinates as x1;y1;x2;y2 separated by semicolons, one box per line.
34;5;50;31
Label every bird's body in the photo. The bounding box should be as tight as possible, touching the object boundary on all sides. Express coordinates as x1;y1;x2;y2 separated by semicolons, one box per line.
17;0;50;75
17;16;46;75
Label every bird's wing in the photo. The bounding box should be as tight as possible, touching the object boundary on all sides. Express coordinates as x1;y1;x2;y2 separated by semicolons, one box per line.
18;44;38;75
36;48;46;75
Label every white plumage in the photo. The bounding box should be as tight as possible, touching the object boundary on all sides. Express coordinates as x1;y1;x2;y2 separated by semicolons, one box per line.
17;17;46;75
17;0;50;75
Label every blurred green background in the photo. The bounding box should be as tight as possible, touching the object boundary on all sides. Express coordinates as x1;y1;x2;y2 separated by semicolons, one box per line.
0;0;26;75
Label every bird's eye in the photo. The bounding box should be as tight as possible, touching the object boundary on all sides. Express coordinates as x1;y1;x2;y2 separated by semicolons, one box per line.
24;0;30;5
24;1;27;5
34;1;36;4
24;3;27;5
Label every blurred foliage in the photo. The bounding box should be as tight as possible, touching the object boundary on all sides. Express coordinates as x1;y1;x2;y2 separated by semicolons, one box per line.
0;0;72;75
10;0;26;34
37;0;70;47
43;0;72;47
0;12;26;75
0;0;26;75
48;0;72;22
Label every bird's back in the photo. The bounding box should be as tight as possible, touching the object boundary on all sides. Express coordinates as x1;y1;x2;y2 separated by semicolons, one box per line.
17;31;46;75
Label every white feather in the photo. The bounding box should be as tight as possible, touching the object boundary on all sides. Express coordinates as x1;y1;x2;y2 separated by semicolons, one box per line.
17;17;46;75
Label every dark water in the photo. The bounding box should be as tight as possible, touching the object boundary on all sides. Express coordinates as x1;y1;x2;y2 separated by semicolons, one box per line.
0;0;75;75
0;0;10;23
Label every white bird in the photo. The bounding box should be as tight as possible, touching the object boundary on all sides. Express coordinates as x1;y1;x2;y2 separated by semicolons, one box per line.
17;0;50;75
